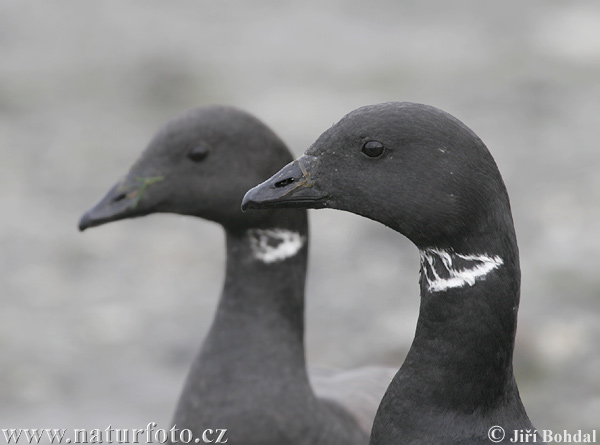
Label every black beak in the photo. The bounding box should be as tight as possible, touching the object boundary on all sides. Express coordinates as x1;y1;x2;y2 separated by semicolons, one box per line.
78;175;164;231
241;155;328;211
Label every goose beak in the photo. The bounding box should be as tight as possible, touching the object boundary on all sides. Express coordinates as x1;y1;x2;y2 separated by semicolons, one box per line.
78;175;164;231
242;155;328;211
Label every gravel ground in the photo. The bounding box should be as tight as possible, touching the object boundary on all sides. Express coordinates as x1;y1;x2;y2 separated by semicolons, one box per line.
1;0;599;438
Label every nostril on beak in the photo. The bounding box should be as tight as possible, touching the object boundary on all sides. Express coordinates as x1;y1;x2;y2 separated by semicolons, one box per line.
112;192;127;203
274;177;295;188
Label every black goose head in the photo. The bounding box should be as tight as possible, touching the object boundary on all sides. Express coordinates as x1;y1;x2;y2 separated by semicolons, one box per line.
79;105;297;233
243;102;514;251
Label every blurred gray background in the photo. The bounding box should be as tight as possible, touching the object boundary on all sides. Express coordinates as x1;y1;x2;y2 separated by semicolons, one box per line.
1;0;599;435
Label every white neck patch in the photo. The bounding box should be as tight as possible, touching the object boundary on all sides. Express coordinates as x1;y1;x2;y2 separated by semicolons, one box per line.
419;248;503;293
247;229;306;264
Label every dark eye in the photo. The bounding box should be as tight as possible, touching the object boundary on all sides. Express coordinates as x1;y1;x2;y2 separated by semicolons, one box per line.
187;143;211;162
362;140;385;158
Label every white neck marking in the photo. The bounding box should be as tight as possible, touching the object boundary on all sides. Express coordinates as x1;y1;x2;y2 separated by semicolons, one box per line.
247;229;306;264
419;248;503;292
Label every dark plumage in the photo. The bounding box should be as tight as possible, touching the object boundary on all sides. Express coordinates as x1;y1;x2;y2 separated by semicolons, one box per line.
242;102;537;444
79;105;394;445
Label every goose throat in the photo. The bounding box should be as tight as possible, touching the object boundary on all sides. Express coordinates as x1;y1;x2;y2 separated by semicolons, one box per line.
247;228;306;264
419;248;504;293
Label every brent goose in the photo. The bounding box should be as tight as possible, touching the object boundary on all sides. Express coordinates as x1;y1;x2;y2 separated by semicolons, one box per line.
79;105;394;444
242;102;536;444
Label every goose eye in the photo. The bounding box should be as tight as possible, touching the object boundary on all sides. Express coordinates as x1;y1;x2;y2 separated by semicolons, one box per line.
187;143;211;162
362;140;385;158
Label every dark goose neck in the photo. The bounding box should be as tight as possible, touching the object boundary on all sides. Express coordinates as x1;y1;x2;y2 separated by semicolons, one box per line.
372;196;534;444
207;225;310;379
171;211;319;429
172;212;369;444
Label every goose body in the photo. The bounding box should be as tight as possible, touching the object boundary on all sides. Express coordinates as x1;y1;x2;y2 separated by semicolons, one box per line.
243;102;537;444
79;106;394;444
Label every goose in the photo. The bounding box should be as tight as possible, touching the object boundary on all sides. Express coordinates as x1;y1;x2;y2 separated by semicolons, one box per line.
79;105;395;444
242;102;537;444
